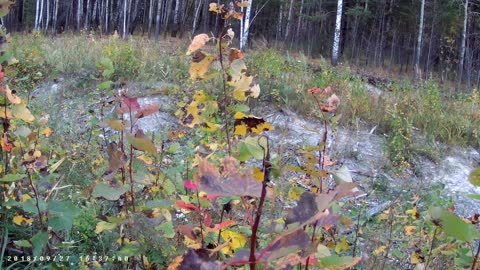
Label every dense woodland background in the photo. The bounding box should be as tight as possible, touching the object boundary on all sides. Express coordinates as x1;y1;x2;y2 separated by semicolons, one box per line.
2;0;479;90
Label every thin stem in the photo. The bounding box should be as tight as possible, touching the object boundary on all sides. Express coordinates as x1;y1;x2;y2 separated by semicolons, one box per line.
425;227;438;269
352;200;365;257
195;188;205;247
249;137;270;270
26;169;45;229
217;26;231;155
471;241;480;270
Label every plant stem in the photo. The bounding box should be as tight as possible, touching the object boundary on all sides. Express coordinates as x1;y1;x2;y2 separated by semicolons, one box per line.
249;137;270;269
425;227;437;270
195;188;205;247
217;26;231;155
471;241;480;270
352;200;365;257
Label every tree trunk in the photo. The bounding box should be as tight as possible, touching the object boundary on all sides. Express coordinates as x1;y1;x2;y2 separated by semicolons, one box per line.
123;0;128;38
148;0;154;38
191;0;202;37
414;0;425;80
284;0;294;41
45;0;50;33
163;0;172;37
85;0;91;30
240;0;252;50
155;0;162;41
457;0;468;90
332;0;343;66
39;0;44;30
53;0;58;34
295;0;304;42
276;2;283;42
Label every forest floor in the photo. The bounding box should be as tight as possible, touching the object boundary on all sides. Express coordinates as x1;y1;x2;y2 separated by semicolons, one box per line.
3;33;480;269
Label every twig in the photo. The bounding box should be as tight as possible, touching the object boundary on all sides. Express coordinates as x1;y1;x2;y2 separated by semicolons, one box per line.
425;227;438;269
471;241;480;270
217;26;232;155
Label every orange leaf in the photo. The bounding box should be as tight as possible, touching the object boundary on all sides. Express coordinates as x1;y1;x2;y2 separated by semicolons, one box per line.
186;34;210;55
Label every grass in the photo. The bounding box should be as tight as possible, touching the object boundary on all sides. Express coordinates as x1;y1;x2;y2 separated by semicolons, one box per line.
7;32;480;166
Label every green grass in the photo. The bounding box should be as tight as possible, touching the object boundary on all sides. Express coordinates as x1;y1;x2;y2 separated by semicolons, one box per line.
7;33;480;165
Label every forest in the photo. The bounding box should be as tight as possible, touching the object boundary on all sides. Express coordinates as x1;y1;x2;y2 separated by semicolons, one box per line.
0;0;480;270
2;0;480;89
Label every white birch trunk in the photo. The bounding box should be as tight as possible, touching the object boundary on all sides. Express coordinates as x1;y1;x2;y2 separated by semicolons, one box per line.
457;0;468;88
240;0;252;50
53;0;59;34
106;0;110;33
276;2;283;41
148;0;154;37
295;0;304;40
173;0;180;25
39;0;44;30
35;0;40;31
332;0;343;66
414;0;425;80
85;0;90;30
77;0;82;31
191;0;202;37
155;0;162;41
123;0;128;38
284;0;294;41
45;0;50;32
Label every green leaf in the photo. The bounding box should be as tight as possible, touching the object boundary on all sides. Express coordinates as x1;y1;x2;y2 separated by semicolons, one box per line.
428;207;480;241
155;222;175;238
467;194;480;201
12;104;35;123
92;183;129;201
23;198;47;213
32;230;48;257
146;200;173;209
332;166;353;184
126;134;157;154
469;167;480;187
98;80;113;90
167;142;181;154
0;174;26;182
14;126;32;137
118;243;141;257
235;136;264;161
14;240;32;248
319;255;357;267
47;200;81;231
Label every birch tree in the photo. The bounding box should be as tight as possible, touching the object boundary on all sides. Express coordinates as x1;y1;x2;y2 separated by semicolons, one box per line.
332;0;344;66
414;0;425;80
192;0;202;37
457;0;468;89
240;0;252;50
284;0;294;41
148;0;154;37
155;0;162;41
35;0;40;31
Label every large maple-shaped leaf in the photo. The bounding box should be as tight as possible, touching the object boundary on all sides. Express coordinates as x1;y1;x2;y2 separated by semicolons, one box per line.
259;229;311;263
178;249;221;270
196;157;263;197
102;142;127;180
227;59;260;101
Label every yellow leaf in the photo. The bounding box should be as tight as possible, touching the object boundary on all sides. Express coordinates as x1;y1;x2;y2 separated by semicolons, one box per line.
411;251;422;264
13;214;33;226
12;103;35;123
253;167;264;182
0;108;13;119
126;134;157;154
167;255;183;270
234;112;246;119
234;125;247;136
209;3;223;13
373;245;387;256
137;155;153;165
288;186;303;200
335;236;350;254
107;119;125;131
189;51;215;80
40;127;53;137
237;1;250;7
221;230;247;256
184;235;202;249
406;206;419;219
2;85;21;104
95;221;117;234
21;194;32;202
201;122;221;132
186;34;210;55
251;122;273;134
404;225;416;236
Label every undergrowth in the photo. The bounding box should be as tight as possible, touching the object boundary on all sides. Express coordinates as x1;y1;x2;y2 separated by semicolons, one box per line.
0;3;479;270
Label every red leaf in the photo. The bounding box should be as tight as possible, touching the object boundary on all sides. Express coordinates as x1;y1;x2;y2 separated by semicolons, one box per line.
323;86;332;95
176;200;199;211
308;87;321;94
135;102;159;119
184;180;198;190
206;220;235;232
119;96;141;112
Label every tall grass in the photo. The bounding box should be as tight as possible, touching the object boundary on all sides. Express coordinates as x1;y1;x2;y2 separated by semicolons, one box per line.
9;33;480;154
